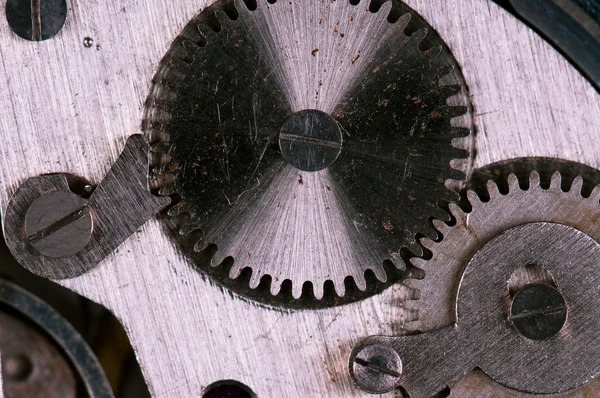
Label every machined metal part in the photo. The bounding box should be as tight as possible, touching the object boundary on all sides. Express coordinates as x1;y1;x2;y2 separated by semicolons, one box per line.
0;0;599;397
404;171;600;332
351;222;600;396
0;279;113;398
0;310;76;398
144;0;472;304
2;134;170;279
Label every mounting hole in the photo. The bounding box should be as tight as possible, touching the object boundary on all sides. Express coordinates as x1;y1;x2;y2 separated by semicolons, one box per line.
202;380;256;398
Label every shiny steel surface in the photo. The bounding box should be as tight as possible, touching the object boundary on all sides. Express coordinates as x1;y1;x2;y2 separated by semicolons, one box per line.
352;223;600;396
145;0;471;303
0;0;599;397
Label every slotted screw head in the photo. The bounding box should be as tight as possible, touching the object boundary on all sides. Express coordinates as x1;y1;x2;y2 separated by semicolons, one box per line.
24;191;93;258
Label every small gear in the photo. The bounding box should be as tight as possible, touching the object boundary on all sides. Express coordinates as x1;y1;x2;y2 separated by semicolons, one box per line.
144;0;472;305
404;170;600;332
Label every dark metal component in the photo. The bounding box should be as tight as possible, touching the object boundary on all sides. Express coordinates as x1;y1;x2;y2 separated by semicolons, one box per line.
5;0;67;41
144;0;471;307
0;279;114;397
509;283;568;340
351;344;402;394
3;134;170;279
279;110;342;172
0;311;76;398
24;191;93;258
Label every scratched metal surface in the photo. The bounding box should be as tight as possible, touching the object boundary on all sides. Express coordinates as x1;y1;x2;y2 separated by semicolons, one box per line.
0;0;599;397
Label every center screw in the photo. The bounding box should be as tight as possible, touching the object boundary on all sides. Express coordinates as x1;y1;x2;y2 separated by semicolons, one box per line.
351;344;402;394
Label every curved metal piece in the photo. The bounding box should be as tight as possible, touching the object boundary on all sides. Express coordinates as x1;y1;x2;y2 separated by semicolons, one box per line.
404;171;600;332
144;0;472;303
508;0;600;90
2;134;170;279
0;278;114;398
351;222;600;396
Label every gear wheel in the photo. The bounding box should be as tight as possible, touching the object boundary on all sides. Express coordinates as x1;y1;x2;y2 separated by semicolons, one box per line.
144;0;472;305
404;170;600;332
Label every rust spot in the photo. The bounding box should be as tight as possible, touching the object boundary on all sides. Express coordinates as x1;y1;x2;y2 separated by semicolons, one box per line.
408;195;416;201
311;48;319;56
382;220;393;231
326;185;331;191
349;15;354;21
372;65;381;73
377;99;390;107
298;174;304;185
319;18;323;24
351;53;360;64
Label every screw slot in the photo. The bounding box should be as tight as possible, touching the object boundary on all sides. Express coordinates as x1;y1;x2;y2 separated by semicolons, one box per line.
509;283;568;340
6;0;67;41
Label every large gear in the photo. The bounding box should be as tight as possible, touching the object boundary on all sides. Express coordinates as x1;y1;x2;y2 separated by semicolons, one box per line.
143;0;472;305
404;170;600;332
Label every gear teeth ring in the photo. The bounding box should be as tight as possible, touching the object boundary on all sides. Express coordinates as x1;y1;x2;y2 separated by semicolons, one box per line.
403;170;600;332
144;0;473;307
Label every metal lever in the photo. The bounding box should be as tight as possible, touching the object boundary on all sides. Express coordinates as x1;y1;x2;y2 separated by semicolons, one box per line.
2;134;170;279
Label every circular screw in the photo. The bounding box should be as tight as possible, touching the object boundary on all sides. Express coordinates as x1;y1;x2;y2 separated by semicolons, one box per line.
2;353;33;382
279;109;343;172
510;283;568;340
24;191;93;258
5;0;67;41
351;344;402;394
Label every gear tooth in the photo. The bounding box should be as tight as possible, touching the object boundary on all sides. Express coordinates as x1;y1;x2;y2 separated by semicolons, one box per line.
409;257;427;272
486;180;500;198
529;170;541;188
313;281;325;300
549;171;562;190
447;202;463;219
425;44;442;58
167;202;185;217
409;28;428;47
169;58;191;70
433;64;455;81
590;185;600;202
375;0;393;17
182;39;202;53
466;189;481;205
270;279;283;296
249;271;261;289
229;263;242;279
292;281;304;300
507;173;519;191
571;175;584;196
395;13;412;31
354;274;367;291
430;220;447;237
372;265;388;284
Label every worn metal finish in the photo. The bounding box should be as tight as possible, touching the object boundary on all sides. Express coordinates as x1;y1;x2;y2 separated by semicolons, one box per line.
351;344;402;394
404;171;600;332
145;0;471;303
0;310;76;398
5;0;67;41
0;279;113;398
0;0;599;397
3;135;169;279
509;283;568;341
351;223;600;396
24;190;93;258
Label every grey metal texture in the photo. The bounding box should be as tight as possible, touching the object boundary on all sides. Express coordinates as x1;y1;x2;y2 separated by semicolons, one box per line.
2;134;169;279
404;171;600;333
24;190;93;258
0;279;114;398
144;0;471;304
351;222;600;396
0;0;599;397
